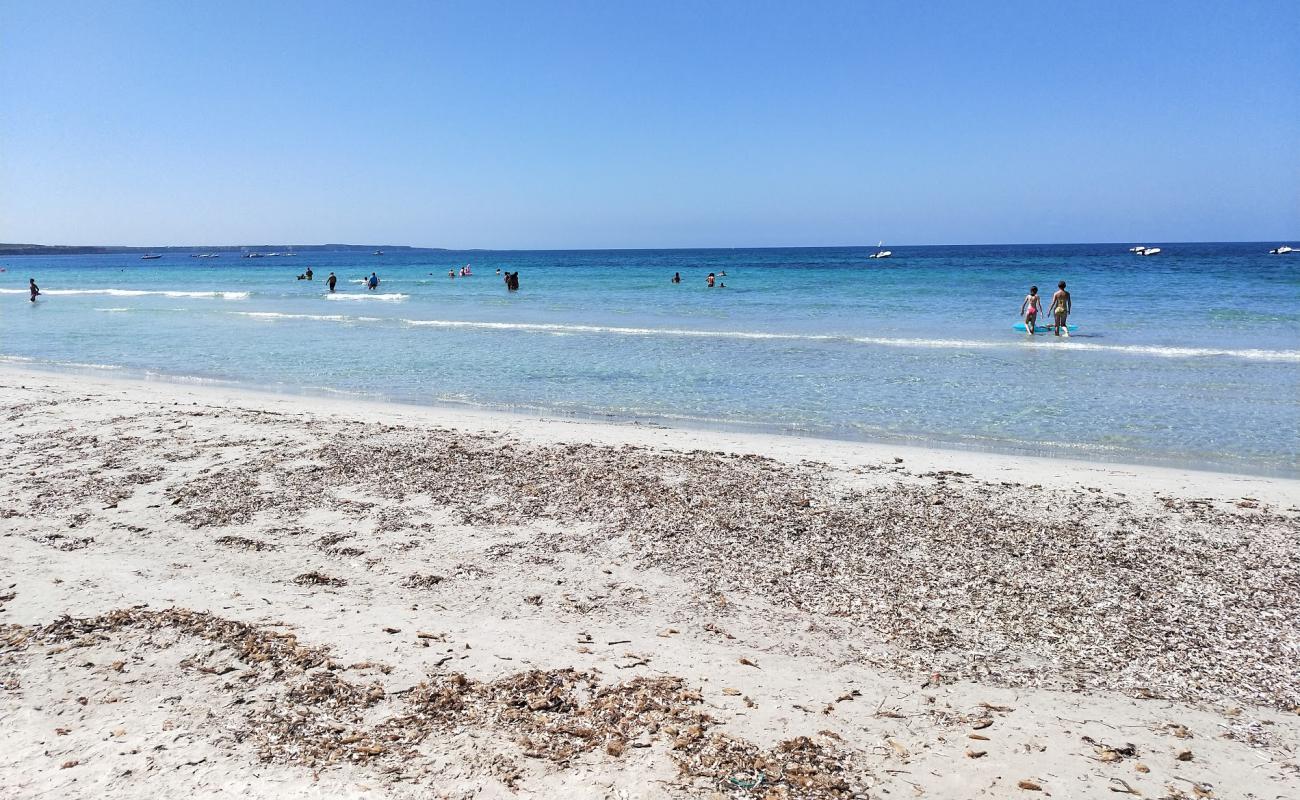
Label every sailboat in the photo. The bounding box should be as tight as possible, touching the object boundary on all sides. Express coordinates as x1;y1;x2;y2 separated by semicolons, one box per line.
867;241;892;259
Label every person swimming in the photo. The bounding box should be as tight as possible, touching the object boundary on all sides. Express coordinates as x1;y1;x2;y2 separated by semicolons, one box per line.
1050;281;1071;336
367;272;379;290
1020;286;1042;335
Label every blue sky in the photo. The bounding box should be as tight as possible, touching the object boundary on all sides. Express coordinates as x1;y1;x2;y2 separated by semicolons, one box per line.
1;0;1296;248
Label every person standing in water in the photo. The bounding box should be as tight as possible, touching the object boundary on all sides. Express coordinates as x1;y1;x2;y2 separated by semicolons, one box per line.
1020;286;1042;335
1050;281;1071;336
672;272;681;284
706;272;716;288
305;266;313;281
327;272;337;292
29;278;40;302
367;272;379;290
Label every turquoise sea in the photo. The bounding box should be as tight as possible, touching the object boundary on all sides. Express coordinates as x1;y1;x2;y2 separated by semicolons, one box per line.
2;243;1297;475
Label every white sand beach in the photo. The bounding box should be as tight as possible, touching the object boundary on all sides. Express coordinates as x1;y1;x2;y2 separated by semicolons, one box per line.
1;366;1297;799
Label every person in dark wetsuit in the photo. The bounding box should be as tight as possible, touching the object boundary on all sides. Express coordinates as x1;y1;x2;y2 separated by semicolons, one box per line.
327;272;337;292
672;272;681;283
29;278;40;302
305;267;313;280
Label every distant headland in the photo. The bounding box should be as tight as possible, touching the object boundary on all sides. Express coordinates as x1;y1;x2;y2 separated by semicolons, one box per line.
0;243;445;256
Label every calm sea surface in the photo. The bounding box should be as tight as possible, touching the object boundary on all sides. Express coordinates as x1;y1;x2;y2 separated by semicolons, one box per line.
2;243;1297;475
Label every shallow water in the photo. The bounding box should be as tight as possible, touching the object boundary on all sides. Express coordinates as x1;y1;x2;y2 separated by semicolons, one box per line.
2;243;1297;475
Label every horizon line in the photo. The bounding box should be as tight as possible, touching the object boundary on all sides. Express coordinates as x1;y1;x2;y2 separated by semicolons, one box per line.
3;238;1297;255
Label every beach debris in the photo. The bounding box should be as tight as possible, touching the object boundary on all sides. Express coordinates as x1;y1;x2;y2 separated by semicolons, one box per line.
1018;779;1043;791
60;760;78;769
293;572;346;587
966;748;987;758
215;535;278;551
1176;748;1193;761
738;657;759;668
400;574;445;589
1084;735;1138;762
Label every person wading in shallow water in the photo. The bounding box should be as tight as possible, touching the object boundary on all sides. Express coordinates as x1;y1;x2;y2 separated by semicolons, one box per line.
327;272;337;292
1050;281;1072;336
1020;285;1042;335
29;278;40;302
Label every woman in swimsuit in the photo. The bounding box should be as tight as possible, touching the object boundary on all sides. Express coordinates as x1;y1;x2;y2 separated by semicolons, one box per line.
1020;286;1042;334
1050;281;1071;336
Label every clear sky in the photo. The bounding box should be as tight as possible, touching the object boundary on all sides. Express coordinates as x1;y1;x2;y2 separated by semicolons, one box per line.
1;0;1296;248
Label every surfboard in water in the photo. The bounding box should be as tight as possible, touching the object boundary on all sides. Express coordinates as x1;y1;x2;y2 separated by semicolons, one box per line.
1014;323;1078;333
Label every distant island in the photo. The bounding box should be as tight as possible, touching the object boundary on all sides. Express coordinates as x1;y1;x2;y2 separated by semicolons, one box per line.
0;243;446;256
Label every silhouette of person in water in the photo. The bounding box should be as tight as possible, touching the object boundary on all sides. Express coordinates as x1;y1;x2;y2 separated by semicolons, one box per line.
706;273;716;288
367;272;379;290
29;278;40;302
305;267;313;280
327;272;337;292
672;272;681;283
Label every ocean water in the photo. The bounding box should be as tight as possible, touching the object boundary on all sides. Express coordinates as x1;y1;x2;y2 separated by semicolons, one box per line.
2;243;1297;475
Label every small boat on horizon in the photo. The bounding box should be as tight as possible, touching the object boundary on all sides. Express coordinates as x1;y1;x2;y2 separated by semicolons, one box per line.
373;250;384;256
1270;245;1294;254
244;252;264;258
1131;246;1161;256
867;241;891;259
140;254;162;260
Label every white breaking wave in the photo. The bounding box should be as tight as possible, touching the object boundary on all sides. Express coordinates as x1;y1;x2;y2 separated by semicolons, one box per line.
232;311;381;323
396;319;1300;362
94;307;131;313
0;288;249;299
325;293;408;302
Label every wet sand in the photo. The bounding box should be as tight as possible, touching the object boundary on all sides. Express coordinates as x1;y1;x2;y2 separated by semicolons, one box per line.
2;367;1298;798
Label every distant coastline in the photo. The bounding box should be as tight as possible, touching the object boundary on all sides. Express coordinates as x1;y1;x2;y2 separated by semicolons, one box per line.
0;243;445;256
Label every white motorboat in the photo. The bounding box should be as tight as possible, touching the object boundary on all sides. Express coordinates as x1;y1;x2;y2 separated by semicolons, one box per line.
867;241;891;259
1138;247;1162;256
1129;246;1147;253
1269;245;1294;254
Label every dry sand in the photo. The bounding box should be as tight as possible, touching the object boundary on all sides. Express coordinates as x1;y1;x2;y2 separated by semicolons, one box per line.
1;366;1297;799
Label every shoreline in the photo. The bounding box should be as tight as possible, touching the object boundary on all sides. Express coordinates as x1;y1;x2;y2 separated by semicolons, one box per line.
2;366;1298;797
4;360;1296;485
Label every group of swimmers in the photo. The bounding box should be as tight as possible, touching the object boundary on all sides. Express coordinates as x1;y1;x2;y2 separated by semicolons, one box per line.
1020;281;1072;336
672;271;727;288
